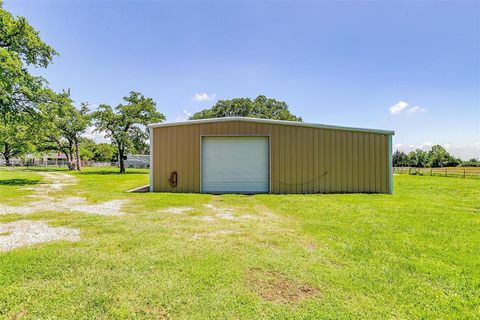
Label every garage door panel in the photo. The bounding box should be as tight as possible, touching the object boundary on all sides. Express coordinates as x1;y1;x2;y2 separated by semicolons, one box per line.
202;137;269;193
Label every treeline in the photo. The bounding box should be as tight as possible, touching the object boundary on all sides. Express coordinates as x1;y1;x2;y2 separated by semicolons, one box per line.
393;145;479;168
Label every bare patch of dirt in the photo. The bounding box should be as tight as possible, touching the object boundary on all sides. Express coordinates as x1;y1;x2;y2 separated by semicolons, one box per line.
13;309;28;319
161;203;266;222
192;230;238;239
159;207;193;214
240;214;259;220
204;203;236;220
256;241;281;252
0;220;80;252
70;198;128;216
192;215;216;221
143;306;169;319
198;203;265;221
304;241;317;252
247;268;320;305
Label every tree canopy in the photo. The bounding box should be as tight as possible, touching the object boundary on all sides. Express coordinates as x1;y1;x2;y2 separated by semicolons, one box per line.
0;2;57;116
38;91;90;170
190;95;302;121
393;145;461;168
79;138;117;163
0;110;39;165
92;91;165;173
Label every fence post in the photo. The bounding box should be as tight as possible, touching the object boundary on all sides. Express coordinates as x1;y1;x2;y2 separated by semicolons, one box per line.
464;169;466;178
445;168;447;177
431;168;432;176
409;167;411;175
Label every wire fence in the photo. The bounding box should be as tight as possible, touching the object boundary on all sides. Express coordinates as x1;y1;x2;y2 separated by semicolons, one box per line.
394;167;480;178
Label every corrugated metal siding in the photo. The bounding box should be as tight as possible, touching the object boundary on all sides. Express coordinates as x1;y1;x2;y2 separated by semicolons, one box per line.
151;121;390;193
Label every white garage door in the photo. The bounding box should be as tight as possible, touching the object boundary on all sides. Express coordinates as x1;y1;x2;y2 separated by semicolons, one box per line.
201;136;269;193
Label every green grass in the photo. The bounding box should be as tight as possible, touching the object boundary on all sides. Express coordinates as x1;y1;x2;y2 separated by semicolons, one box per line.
0;167;479;319
0;169;43;206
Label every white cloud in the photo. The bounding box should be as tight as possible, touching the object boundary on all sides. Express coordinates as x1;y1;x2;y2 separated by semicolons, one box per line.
390;101;409;114
407;106;427;113
394;142;480;160
444;143;480;160
193;93;216;101
176;110;192;122
418;142;433;149
390;100;426;115
82;126;110;143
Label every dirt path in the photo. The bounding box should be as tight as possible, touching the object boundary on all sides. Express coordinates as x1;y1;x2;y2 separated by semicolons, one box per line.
0;171;128;216
24;172;78;197
0;171;130;251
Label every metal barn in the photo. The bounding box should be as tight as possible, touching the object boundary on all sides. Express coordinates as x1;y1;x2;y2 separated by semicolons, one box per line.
148;117;394;194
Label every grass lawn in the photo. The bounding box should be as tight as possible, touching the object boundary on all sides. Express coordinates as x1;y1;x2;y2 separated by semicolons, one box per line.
0;167;479;319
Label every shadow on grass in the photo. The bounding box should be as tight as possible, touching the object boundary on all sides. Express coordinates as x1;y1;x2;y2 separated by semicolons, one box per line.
0;178;41;186
74;170;149;175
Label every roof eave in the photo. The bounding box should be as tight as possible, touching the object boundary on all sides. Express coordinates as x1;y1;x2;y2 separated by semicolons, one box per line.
147;117;395;135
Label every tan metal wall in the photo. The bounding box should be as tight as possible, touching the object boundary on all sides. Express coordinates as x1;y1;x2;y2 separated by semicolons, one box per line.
151;121;391;193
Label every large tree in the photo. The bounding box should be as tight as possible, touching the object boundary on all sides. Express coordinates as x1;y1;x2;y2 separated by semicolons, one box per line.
190;95;302;121
92;91;165;173
39;91;90;170
427;145;460;168
1;2;57;165
0;2;57;116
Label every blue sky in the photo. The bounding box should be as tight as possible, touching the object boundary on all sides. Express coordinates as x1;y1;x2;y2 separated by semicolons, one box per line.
5;1;480;159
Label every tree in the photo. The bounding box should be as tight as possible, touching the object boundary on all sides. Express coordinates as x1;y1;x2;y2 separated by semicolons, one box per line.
93;143;116;162
128;126;150;154
392;150;409;167
427;145;451;168
0;2;57;116
408;149;429;168
78;138;95;161
39;91;90;170
79;139;117;163
92;91;165;173
1;3;57;165
190;95;302;121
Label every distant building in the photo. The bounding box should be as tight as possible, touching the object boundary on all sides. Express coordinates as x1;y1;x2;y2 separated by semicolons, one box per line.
123;154;150;168
0;152;68;166
25;152;68;166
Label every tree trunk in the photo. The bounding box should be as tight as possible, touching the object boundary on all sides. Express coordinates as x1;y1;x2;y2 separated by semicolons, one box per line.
118;145;125;174
75;138;81;171
68;141;76;170
3;143;11;166
66;157;73;170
